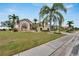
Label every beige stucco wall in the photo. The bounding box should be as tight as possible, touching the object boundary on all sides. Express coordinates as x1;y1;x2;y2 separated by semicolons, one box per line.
15;20;32;31
37;23;49;32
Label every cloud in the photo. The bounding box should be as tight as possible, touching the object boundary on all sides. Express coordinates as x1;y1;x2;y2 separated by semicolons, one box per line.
46;3;53;7
9;9;16;12
8;8;16;13
66;4;74;9
5;7;17;14
0;13;8;19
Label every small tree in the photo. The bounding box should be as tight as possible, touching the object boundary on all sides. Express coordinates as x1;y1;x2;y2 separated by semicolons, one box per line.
8;14;19;31
34;19;38;31
67;21;73;27
34;19;37;24
1;21;11;27
67;21;74;32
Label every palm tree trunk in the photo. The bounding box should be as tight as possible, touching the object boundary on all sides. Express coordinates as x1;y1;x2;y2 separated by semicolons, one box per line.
12;19;15;30
59;25;61;33
49;20;52;31
49;11;52;31
59;22;62;33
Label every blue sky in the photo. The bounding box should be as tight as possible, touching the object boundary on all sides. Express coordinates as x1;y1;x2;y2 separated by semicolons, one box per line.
0;3;79;27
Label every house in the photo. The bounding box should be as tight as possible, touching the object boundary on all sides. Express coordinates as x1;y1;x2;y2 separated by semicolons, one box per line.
14;19;32;31
37;21;50;32
14;18;50;32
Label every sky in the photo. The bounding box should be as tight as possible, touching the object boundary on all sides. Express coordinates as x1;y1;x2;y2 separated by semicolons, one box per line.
0;3;79;27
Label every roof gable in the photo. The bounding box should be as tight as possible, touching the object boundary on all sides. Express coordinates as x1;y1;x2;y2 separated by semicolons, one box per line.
20;19;32;24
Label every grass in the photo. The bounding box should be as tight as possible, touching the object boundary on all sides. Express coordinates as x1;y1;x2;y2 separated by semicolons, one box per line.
0;31;64;56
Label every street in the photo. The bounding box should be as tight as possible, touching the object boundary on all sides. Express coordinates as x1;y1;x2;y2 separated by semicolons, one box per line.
51;32;79;56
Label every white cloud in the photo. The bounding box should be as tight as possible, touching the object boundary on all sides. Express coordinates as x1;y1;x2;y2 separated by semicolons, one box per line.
66;4;74;9
5;7;17;14
46;3;53;7
9;9;16;12
8;8;16;13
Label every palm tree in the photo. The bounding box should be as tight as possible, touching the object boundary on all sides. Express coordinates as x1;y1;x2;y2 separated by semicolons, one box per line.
67;21;74;32
67;21;73;27
8;14;19;29
34;19;37;24
34;19;38;31
57;12;64;33
39;3;67;31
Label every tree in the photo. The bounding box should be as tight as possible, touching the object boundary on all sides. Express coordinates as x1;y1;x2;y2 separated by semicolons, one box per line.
39;3;67;31
33;19;38;31
67;21;74;32
57;12;64;33
8;14;19;29
34;19;37;24
1;22;6;27
67;21;73;27
1;21;11;27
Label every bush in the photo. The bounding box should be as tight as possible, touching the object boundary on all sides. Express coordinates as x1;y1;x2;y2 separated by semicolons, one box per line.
9;29;12;31
3;29;6;31
13;28;18;32
0;29;6;31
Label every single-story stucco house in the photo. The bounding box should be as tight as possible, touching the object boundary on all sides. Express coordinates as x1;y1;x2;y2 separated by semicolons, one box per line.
14;19;32;31
14;18;50;32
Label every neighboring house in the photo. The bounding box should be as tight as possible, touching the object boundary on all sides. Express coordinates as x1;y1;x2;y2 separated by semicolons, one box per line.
37;21;50;32
62;25;69;29
14;19;32;31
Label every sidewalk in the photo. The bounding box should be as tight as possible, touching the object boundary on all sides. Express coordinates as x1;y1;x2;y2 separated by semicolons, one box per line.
14;34;73;56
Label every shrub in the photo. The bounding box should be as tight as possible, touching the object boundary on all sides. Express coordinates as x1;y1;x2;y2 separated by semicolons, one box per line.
13;28;18;32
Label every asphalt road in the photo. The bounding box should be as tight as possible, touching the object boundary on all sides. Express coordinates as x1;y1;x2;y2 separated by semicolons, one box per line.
51;32;79;56
14;32;79;56
69;32;79;56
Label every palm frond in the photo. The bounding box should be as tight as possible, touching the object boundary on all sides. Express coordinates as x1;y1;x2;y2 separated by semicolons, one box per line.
67;21;73;24
55;11;64;27
8;15;12;19
43;15;49;22
39;5;50;18
52;14;57;22
53;3;67;13
16;16;19;20
55;11;64;22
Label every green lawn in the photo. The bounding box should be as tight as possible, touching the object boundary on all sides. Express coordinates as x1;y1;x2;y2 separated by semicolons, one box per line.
0;31;64;56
